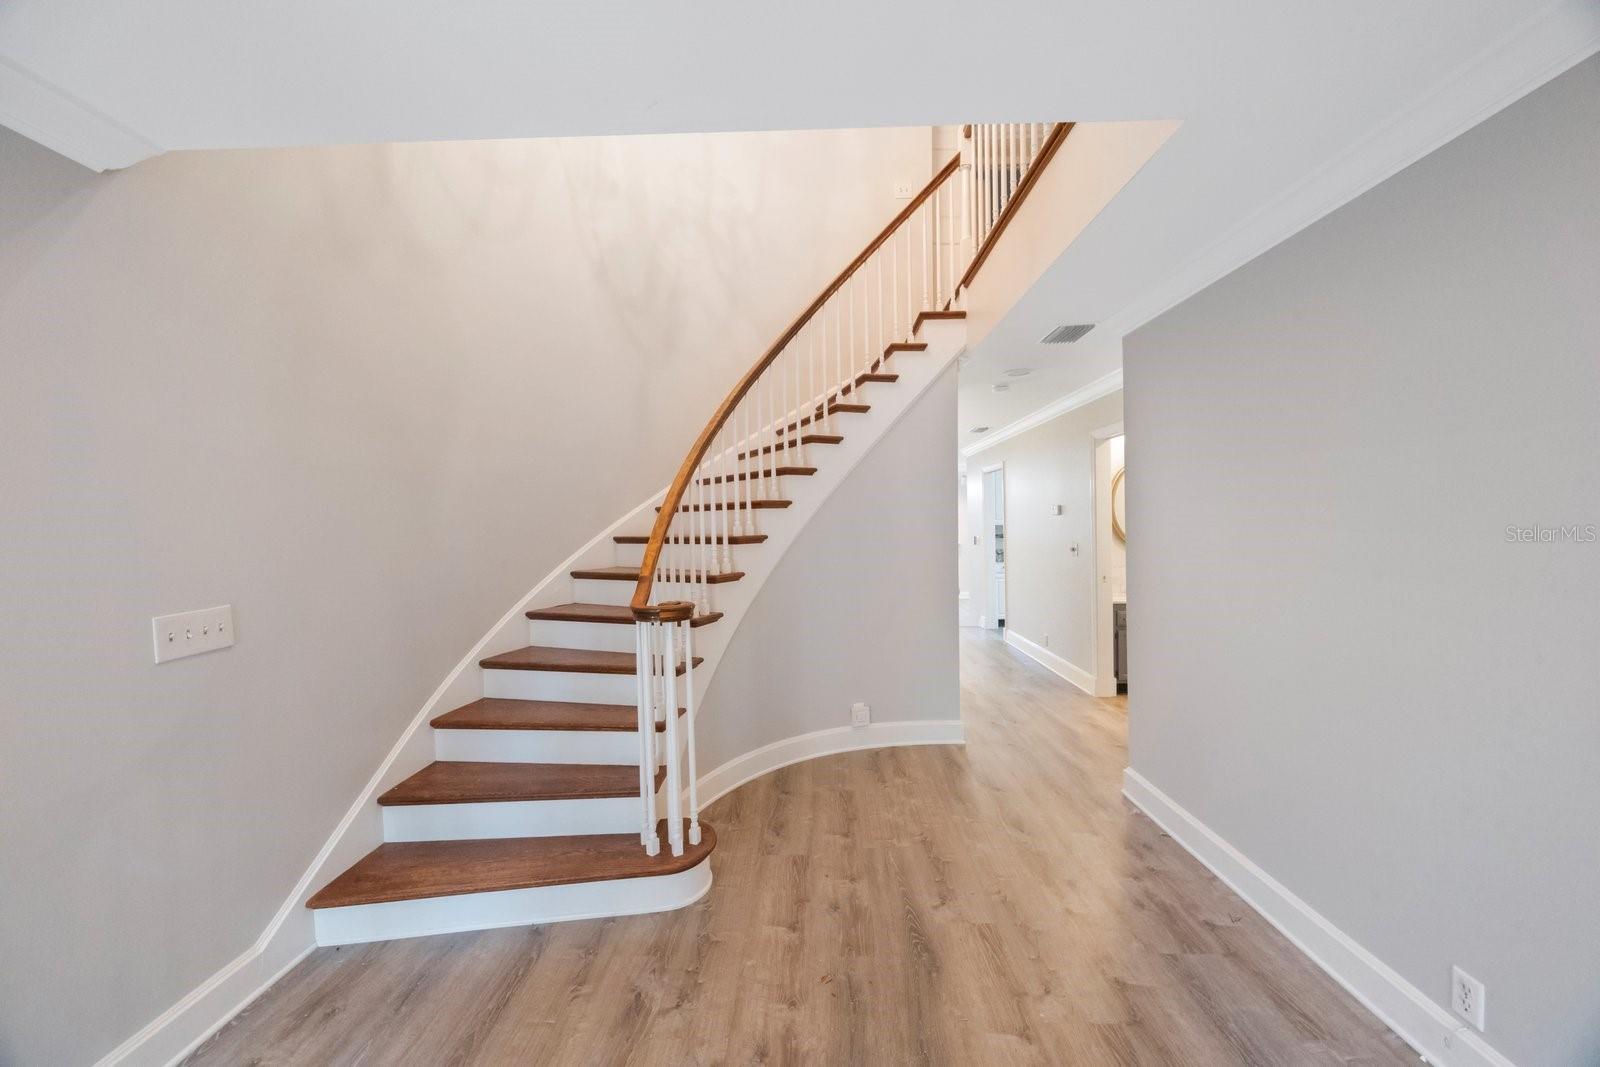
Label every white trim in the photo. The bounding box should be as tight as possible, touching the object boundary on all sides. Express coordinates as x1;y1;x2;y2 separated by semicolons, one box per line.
381;795;647;842
1003;629;1096;695
0;56;161;171
1122;769;1517;1067
1101;0;1600;343
1089;424;1124;697
92;488;667;1067
90;941;313;1067
970;1;1600;462
962;369;1122;457
696;719;966;810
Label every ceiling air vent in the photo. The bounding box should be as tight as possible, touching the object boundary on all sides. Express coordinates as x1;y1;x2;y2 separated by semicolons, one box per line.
1041;323;1095;344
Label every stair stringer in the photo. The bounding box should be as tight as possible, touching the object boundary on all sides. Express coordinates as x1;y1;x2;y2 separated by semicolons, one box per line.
595;315;968;745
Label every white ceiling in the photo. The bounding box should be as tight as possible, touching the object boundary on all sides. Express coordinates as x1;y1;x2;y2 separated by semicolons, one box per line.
3;1;1596;449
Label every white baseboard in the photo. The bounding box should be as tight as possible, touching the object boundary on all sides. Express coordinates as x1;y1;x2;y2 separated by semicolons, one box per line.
1003;629;1096;695
1122;769;1516;1067
89;937;313;1067
697;719;966;809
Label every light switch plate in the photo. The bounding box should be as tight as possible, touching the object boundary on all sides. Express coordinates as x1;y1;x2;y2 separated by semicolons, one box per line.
153;605;235;664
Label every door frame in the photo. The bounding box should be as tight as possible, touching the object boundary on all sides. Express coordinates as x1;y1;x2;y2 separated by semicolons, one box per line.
979;461;1006;629
1090;421;1124;697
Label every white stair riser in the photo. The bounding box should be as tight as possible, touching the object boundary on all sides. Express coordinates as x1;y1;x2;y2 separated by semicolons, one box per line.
382;795;648;842
482;668;639;705
571;578;635;605
313;860;713;946
435;727;642;764
527;618;636;653
613;541;646;569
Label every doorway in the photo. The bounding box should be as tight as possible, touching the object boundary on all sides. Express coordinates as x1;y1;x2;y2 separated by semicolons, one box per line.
1092;425;1126;696
982;465;1007;629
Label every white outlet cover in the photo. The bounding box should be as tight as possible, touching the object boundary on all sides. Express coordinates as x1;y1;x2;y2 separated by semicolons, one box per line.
1450;965;1486;1032
153;605;235;664
850;702;870;728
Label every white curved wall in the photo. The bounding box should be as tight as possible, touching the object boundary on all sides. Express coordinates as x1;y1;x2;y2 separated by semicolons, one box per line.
696;363;962;783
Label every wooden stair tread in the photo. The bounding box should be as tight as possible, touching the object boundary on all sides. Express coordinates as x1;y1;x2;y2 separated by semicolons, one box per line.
776;402;870;436
884;342;928;354
306;820;716;909
431;698;681;732
697;466;815;484
571;566;743;585
527;603;722;628
838;372;900;399
378;760;664;806
480;644;704;674
739;434;841;460
914;309;966;332
614;533;767;546
657;499;790;512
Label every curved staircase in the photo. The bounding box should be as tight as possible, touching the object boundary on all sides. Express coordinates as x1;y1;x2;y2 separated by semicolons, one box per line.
305;122;1070;946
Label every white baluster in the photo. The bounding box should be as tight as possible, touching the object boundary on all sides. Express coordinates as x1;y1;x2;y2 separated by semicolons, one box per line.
636;621;659;856
662;616;684;857
891;227;901;342
720;426;732;572
684;619;700;846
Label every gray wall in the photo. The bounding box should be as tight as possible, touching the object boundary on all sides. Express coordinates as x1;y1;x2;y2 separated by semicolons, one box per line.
1125;56;1599;1067
966;390;1124;674
700;365;960;769
0;125;927;1066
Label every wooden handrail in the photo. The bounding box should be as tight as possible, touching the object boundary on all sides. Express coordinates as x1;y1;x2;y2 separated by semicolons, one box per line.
631;152;964;619
958;122;1074;290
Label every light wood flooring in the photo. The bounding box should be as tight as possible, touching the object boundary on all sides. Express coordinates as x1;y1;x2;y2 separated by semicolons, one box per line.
185;629;1412;1065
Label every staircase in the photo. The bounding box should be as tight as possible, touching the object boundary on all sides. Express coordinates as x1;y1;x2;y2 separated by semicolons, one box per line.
305;122;1070;946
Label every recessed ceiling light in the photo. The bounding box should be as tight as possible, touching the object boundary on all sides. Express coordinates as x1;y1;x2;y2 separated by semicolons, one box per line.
969;426;990;434
992;382;1010;393
1004;367;1033;377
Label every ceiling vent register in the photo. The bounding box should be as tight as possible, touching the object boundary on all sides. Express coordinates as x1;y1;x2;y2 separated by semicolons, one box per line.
1040;323;1095;344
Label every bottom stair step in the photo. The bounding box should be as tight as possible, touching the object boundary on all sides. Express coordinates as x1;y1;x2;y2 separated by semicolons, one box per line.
308;821;715;908
307;821;716;945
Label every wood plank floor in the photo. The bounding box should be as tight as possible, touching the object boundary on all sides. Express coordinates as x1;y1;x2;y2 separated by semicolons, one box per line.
185;630;1412;1065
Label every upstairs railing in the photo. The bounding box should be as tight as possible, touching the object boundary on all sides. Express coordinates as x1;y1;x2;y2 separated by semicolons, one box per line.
631;122;1072;856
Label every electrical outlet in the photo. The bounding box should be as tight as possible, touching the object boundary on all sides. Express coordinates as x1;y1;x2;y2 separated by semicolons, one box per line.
1450;966;1486;1032
850;702;871;728
152;605;235;664
893;181;913;199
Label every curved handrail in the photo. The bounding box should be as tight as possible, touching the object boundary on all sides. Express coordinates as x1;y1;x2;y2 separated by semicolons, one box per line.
630;152;964;619
959;122;1074;289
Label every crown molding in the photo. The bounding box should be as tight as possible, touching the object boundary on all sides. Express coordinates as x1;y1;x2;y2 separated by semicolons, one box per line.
1099;0;1600;342
0;55;161;171
962;368;1122;457
970;0;1599;457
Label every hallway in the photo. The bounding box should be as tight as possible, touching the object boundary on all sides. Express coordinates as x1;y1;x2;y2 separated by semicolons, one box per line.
187;630;1410;1065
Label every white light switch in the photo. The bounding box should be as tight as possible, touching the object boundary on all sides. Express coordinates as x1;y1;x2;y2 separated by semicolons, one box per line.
152;605;235;664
